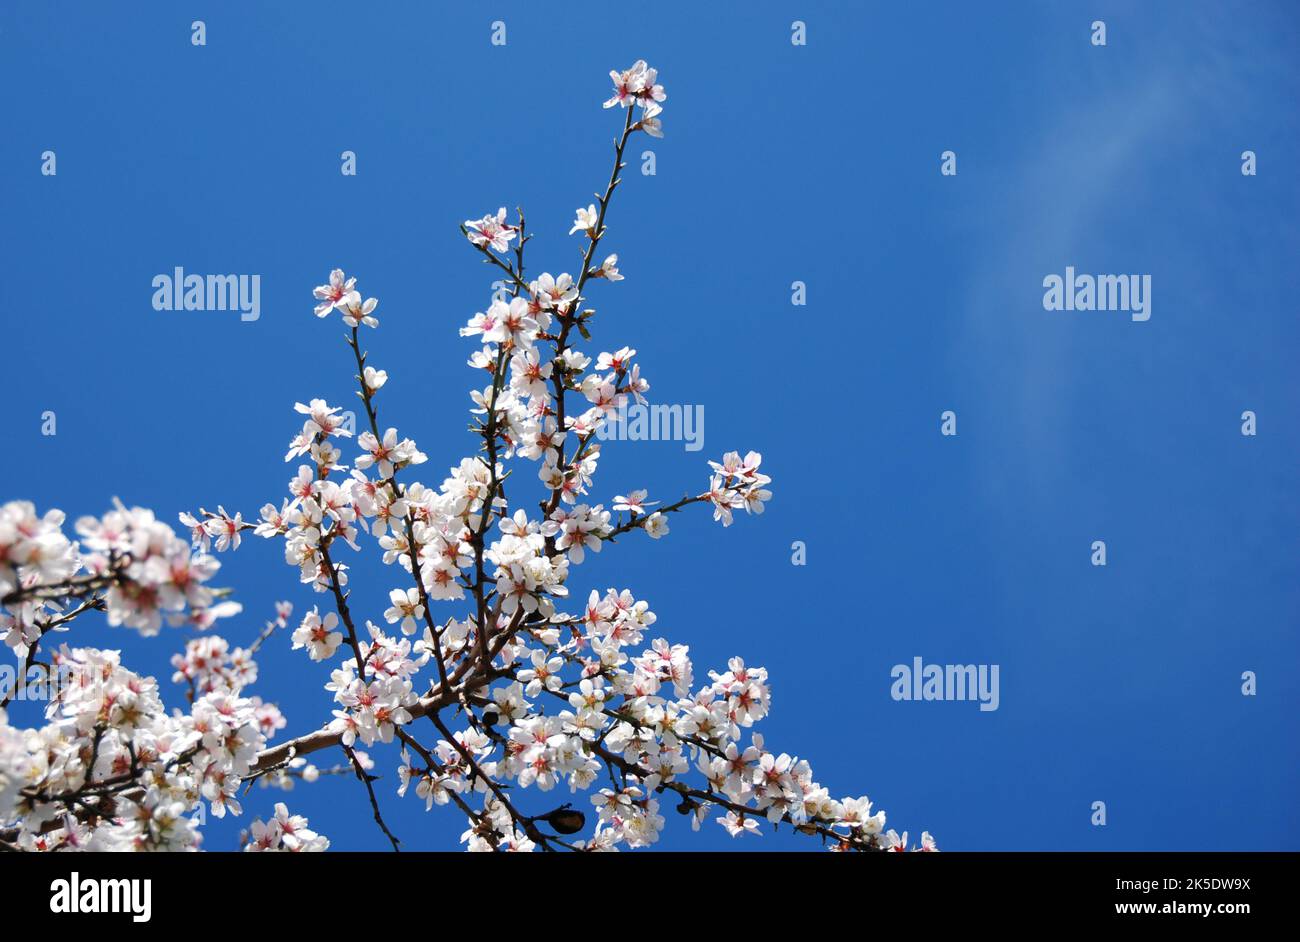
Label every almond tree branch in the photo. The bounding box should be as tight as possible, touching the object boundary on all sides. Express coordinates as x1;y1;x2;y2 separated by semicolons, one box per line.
542;104;639;521
343;744;401;852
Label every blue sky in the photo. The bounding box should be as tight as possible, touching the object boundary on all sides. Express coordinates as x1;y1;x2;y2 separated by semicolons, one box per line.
2;1;1297;851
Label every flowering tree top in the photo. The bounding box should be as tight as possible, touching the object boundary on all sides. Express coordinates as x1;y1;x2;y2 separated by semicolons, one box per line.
0;61;932;854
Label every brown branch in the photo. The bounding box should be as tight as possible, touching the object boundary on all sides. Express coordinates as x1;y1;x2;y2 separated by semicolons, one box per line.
343;744;401;852
541;105;640;523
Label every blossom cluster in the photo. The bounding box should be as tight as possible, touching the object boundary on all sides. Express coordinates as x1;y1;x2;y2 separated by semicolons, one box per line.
604;59;666;137
313;268;378;328
0;502;79;600
0;709;22;824
327;623;422;748
1;500;238;662
411;591;933;851
0;640;315;851
242;801;330;852
171;635;257;695
0;502;79;656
